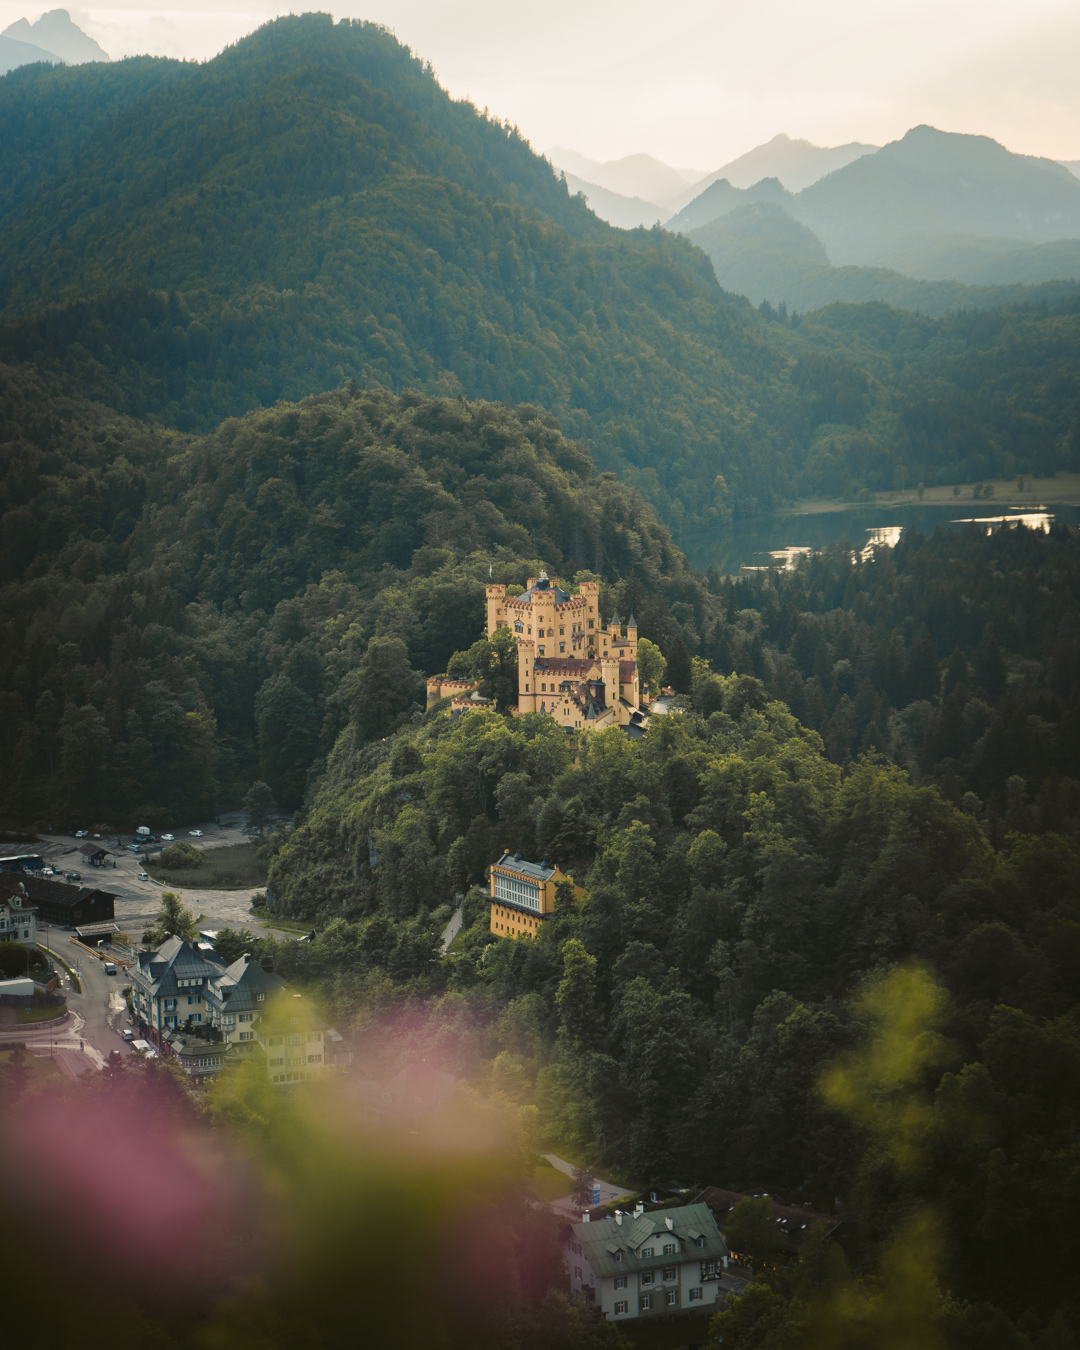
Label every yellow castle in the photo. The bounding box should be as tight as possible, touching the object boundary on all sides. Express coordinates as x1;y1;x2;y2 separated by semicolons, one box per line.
427;571;650;736
489;571;646;732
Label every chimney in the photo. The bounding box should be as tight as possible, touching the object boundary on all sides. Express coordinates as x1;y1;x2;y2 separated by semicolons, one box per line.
634;1202;644;1218
583;1212;590;1223
242;952;251;963
615;1212;623;1226
665;1216;674;1230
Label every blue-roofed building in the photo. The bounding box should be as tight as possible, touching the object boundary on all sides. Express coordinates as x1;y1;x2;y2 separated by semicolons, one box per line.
488;851;583;939
129;934;226;1046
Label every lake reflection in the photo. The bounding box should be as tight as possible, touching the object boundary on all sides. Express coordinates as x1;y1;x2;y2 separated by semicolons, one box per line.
682;503;1080;575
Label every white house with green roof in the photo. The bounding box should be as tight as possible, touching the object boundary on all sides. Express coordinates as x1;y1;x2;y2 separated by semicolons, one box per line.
566;1202;735;1322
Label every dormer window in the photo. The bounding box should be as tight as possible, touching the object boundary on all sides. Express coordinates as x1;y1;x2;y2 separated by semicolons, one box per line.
614;1251;623;1262
256;993;265;1002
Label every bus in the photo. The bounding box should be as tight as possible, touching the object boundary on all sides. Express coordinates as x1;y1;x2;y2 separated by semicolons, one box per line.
0;854;45;874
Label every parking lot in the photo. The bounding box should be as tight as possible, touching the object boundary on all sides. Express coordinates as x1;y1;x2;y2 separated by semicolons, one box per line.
32;817;274;938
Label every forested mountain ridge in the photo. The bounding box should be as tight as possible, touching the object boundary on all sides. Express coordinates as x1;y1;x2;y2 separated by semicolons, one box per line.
3;15;1080;535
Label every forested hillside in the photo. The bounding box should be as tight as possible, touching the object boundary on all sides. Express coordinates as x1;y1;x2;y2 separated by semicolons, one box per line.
0;374;698;824
256;662;1080;1344
2;15;1080;536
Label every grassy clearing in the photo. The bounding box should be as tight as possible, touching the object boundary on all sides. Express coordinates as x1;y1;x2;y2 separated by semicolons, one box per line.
795;470;1080;514
249;907;313;935
0;1047;66;1085
529;1164;573;1203
146;842;266;890
538;1134;640;1192
11;1003;66;1024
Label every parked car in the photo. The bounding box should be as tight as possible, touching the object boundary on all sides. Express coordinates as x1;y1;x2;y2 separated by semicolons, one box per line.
189;829;204;838
64;871;81;881
75;829;88;838
126;843;143;853
162;833;174;841
138;871;149;881
121;1028;135;1041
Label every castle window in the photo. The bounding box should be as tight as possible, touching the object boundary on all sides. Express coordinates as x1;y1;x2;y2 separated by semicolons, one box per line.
588;619;594;628
560;643;565;652
559;627;564;635
515;623;523;632
539;646;545;655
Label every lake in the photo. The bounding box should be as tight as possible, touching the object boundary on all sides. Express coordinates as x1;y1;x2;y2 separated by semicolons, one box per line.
682;503;1080;575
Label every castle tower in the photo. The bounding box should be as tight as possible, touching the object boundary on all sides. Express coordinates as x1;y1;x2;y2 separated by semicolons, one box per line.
518;640;536;712
486;583;509;636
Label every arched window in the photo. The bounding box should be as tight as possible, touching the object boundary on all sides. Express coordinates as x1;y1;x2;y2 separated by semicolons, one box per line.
514;623;523;632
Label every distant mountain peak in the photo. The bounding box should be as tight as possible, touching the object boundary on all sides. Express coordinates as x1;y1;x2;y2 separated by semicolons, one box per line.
1;8;109;64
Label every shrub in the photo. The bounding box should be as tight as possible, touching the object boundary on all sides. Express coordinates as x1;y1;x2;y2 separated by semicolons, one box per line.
159;841;201;869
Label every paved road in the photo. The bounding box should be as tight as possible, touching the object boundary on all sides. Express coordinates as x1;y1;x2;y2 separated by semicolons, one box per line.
0;938;136;1076
440;906;464;953
542;1151;633;1216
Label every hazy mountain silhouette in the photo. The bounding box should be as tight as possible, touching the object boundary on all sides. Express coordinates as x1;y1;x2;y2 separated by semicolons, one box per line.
688;201;1080;315
874;232;1080;286
670;133;877;211
671;126;1080;303
561;171;669;229
0;32;61;74
547;147;699;207
668;176;794;233
795;126;1080;264
1;10;109;67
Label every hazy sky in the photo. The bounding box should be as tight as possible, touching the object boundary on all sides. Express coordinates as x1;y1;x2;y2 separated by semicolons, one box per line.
4;1;1080;168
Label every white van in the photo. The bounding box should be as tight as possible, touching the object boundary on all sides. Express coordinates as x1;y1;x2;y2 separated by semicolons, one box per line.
103;961;117;975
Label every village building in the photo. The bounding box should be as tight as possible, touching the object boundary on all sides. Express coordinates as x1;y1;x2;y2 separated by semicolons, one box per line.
565;1202;734;1322
260;991;330;1086
202;952;286;1057
692;1187;841;1255
489;851;583;939
0;874;116;928
76;842;110;867
130;934;220;1042
0;881;37;946
164;1033;232;1085
131;936;336;1087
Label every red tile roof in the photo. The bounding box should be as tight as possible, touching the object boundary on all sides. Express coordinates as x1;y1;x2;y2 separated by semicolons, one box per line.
533;658;591;676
